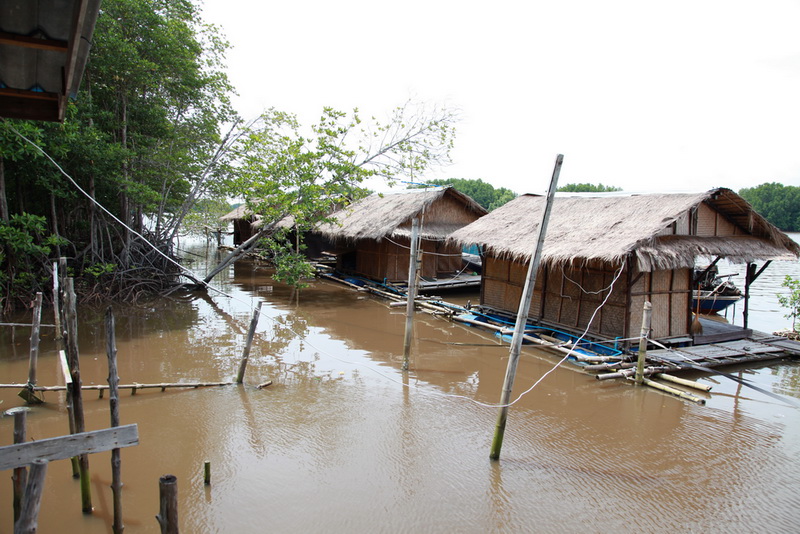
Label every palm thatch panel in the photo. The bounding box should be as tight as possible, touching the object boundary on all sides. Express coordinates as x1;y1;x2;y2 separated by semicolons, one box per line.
316;187;487;243
448;188;799;271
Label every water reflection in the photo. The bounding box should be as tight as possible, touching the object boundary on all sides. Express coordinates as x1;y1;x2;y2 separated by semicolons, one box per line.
1;250;799;533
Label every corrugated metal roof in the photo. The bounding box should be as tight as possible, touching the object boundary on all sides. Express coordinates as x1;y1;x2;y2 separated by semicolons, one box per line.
0;0;101;121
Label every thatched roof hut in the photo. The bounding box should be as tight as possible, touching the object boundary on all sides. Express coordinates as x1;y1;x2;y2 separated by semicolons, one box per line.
450;188;799;269
219;204;297;245
449;188;799;344
316;187;487;242
315;187;488;282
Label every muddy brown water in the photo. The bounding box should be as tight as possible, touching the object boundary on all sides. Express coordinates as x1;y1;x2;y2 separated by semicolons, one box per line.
2;247;800;533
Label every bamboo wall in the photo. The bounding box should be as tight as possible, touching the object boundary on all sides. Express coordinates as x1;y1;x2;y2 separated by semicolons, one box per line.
482;256;692;341
352;238;464;282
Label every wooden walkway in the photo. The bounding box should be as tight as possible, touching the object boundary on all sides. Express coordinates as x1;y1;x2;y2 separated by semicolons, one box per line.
649;338;792;369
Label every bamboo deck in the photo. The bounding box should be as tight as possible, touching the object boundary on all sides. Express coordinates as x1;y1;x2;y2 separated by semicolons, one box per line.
648;338;791;369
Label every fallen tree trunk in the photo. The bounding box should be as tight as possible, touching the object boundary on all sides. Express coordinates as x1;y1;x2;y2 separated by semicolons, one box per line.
198;221;280;287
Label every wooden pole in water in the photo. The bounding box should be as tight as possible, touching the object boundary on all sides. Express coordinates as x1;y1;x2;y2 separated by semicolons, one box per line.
635;301;652;385
26;292;42;387
13;459;48;534
402;218;421;371
65;278;92;513
10;408;29;524
20;293;44;404
53;262;63;349
156;475;179;534
106;307;124;534
490;154;562;461
204;461;211;485
57;259;80;477
236;301;262;384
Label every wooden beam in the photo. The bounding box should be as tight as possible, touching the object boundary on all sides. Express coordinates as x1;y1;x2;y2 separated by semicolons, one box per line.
0;31;68;52
0;424;139;472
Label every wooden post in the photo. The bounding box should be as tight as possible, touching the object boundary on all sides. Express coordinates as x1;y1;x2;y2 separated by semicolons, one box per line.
490;154;562;461
156;475;179;534
57;260;80;477
236;301;262;384
27;292;43;387
19;293;44;404
106;307;124;534
743;262;756;329
53;262;63;349
204;461;211;485
402;218;421;371
635;301;652;385
64;277;92;513
9;407;30;524
13;459;48;534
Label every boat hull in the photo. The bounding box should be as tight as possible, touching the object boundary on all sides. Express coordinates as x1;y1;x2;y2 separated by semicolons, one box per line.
692;292;741;314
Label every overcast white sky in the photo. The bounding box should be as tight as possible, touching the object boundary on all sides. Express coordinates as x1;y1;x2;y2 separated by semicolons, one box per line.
201;0;800;195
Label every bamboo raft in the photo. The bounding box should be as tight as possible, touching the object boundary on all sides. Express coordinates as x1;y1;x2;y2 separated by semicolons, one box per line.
1;381;234;395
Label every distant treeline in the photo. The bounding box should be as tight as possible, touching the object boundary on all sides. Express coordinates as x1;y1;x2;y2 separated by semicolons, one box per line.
417;179;624;211
414;179;517;211
739;183;800;232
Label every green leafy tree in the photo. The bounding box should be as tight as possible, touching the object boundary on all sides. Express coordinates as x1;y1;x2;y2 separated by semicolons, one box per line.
557;183;622;193
739;183;800;231
0;0;236;309
211;102;458;287
0;214;65;314
777;275;800;332
412;178;516;211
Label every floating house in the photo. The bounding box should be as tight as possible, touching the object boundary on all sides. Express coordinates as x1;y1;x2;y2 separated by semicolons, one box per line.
448;188;800;347
220;204;258;245
314;187;488;284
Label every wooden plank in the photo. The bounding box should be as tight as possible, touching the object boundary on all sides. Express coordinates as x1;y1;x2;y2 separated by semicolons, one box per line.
0;424;138;471
0;31;68;52
58;350;72;384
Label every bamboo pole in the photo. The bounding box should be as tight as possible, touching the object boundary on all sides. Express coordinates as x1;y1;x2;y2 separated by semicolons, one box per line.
654;373;712;392
20;292;44;404
0;382;235;391
13;459;48;534
642;377;706;404
53;262;63;349
490;154;562;461
58;258;80;477
10;407;29;524
634;301;652;385
402;218;421;371
64;278;92;513
236;301;262;384
156;475;179;534
106;307;124;534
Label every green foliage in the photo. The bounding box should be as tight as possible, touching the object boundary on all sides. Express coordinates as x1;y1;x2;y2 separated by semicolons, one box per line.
413;178;517;211
0;0;237;310
0;214;65;311
182;197;233;235
777;275;800;331
85;263;116;279
739;183;800;231
255;232;316;288
222;102;457;288
557;183;622;193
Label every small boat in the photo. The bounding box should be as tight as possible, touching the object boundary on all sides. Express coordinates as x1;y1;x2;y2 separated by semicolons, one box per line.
455;310;624;362
692;265;742;314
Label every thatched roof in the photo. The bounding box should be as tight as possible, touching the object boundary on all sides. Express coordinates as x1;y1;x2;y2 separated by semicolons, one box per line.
220;204;251;221
448;188;800;271
219;204;295;229
315;187;487;241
